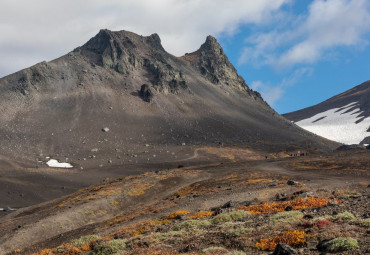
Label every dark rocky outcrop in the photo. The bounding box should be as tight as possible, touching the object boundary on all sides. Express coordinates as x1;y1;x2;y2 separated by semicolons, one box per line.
271;243;298;255
139;84;153;102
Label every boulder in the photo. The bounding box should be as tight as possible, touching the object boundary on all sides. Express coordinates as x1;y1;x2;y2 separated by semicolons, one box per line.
139;84;153;102
271;243;298;255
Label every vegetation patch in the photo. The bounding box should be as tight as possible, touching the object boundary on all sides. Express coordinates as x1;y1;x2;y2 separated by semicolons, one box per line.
166;210;190;219
255;230;310;251
211;210;250;224
188;211;213;219
238;197;334;214
318;237;359;252
269;211;303;224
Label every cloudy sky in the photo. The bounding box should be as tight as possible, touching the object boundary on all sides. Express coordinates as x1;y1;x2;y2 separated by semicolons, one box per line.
1;0;369;113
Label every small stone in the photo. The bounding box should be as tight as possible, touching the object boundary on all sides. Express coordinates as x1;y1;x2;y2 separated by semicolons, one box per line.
271;243;298;255
285;206;293;211
102;127;109;132
269;182;278;187
327;200;339;206
287;180;299;185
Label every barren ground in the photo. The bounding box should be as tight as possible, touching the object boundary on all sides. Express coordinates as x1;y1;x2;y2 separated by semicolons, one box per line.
0;148;368;255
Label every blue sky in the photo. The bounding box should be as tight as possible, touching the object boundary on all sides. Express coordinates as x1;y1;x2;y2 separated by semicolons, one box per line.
219;1;370;113
0;0;369;113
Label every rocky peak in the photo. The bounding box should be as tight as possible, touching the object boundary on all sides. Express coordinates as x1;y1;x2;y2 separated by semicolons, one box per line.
189;36;250;92
146;33;165;51
199;35;224;55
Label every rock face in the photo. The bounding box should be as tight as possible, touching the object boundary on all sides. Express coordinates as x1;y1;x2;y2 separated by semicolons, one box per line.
183;36;261;99
0;29;338;164
79;29;187;94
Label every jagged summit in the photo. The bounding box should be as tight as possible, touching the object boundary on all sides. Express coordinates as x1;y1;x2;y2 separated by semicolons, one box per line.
182;35;256;96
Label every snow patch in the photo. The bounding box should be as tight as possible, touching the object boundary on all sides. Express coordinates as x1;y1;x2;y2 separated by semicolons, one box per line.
46;159;73;168
295;102;370;144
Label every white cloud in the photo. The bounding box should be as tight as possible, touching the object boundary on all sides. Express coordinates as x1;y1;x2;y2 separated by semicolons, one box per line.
239;0;370;68
0;0;289;77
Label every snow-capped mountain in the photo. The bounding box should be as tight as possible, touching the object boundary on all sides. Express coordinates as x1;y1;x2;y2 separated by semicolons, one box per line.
284;81;370;145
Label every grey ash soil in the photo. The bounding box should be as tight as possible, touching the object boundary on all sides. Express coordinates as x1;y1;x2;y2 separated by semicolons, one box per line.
0;29;338;210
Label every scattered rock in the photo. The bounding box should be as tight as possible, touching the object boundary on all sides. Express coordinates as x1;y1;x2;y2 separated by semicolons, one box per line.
269;182;278;187
299;191;314;198
271;243;298;255
303;214;314;219
102;127;110;132
285;206;293;211
91;148;99;152
327;200;339;206
221;201;235;208
287;180;299;185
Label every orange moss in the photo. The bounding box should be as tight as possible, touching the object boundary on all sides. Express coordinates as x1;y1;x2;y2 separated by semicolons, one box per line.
238;179;274;185
256;230;310;251
127;182;153;196
238;197;335;214
188;211;213;219
113;219;170;238
33;249;54;255
166;210;190;219
57;185;122;208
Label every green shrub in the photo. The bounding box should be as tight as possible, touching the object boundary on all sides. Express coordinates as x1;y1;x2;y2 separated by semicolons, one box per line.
219;222;252;237
324;237;359;252
173;219;211;231
72;235;100;248
212;211;250;224
269;211;303;224
226;251;246;255
203;246;227;253
332;211;356;221
91;239;127;255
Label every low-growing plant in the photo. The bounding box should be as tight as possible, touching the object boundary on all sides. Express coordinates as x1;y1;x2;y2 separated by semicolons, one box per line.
211;210;250;224
72;235;100;248
173;219;211;231
239;197;333;214
315;219;332;228
188;211;213;219
269;211;303;224
255;230;310;251
202;246;227;253
332;211;356;221
90;239;127;255
320;237;359;252
226;251;246;255
166;210;190;219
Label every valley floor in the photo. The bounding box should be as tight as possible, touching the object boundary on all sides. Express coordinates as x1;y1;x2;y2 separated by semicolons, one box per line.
0;148;369;254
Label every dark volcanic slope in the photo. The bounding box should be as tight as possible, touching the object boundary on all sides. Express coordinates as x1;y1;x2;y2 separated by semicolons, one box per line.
0;29;336;166
284;81;370;144
284;81;370;121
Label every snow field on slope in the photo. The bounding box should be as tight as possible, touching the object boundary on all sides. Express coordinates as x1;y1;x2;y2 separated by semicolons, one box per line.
295;102;370;144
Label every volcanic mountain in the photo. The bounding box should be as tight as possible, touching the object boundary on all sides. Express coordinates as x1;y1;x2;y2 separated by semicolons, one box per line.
0;29;338;165
284;81;370;145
